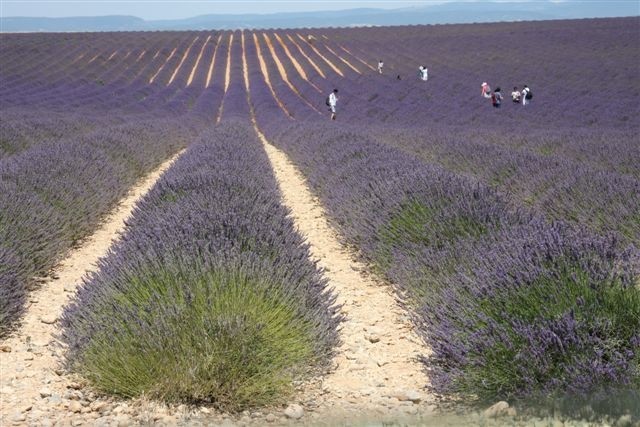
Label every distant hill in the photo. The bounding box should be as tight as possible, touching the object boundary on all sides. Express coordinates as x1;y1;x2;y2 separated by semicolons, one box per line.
2;1;638;32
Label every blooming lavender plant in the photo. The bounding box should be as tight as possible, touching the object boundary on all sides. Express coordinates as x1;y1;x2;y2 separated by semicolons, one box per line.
60;121;340;409
419;221;640;400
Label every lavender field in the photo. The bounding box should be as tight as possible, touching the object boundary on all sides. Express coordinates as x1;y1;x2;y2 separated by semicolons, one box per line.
1;17;639;416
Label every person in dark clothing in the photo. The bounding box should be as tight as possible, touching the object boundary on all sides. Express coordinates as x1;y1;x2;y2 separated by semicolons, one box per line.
491;87;503;108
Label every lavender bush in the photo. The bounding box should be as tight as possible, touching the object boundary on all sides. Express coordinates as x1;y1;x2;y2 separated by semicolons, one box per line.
419;221;640;401
0;108;106;159
0;247;23;333
60;121;340;409
0;30;220;336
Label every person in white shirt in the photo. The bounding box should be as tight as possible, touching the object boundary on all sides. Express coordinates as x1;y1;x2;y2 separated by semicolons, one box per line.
521;85;531;105
511;86;521;103
377;60;384;74
421;66;428;81
328;89;338;120
481;82;491;98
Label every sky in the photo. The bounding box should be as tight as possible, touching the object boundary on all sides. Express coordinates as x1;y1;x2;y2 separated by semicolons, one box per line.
2;1;443;20
1;0;556;20
3;0;637;20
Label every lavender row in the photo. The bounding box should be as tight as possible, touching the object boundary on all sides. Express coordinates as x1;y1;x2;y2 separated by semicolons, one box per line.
0;117;198;337
0;108;109;159
362;125;640;244
0;32;220;115
0;32;202;96
60;120;340;409
258;118;640;405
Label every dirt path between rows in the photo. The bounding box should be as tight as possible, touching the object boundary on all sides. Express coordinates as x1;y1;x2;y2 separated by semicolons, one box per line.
0;151;184;427
254;127;436;425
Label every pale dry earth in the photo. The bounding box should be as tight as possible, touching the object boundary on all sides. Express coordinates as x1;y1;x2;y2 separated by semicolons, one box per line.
255;128;437;424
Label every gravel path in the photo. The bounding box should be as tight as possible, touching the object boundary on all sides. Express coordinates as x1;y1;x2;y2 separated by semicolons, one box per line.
254;126;436;424
244;37;436;423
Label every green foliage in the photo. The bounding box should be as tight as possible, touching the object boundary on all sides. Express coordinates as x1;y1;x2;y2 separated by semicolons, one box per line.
456;260;640;400
0;137;22;156
489;166;516;186
71;265;316;410
537;145;556;156
619;212;640;242
376;200;488;272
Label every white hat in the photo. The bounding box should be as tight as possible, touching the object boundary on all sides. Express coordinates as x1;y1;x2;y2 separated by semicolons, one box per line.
482;82;487;86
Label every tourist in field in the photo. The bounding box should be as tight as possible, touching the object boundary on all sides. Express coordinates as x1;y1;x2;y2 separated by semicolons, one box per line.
397;74;401;80
491;87;503;108
377;60;384;74
420;66;428;81
521;85;532;105
481;82;491;98
511;86;521;103
328;89;338;120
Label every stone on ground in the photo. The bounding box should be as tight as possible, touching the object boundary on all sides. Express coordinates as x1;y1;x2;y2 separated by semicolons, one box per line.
284;403;304;419
483;401;511;418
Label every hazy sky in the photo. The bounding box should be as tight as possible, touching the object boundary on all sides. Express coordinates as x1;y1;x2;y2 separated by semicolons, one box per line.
1;1;561;20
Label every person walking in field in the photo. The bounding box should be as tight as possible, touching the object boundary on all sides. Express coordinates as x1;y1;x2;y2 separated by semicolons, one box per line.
521;85;532;105
511;86;521;103
327;89;338;120
491;87;503;108
420;66;428;81
377;60;384;74
481;82;492;98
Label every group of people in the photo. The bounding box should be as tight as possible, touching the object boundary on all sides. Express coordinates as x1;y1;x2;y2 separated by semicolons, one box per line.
325;61;534;120
511;85;532;105
327;51;434;118
377;60;428;81
482;82;532;108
